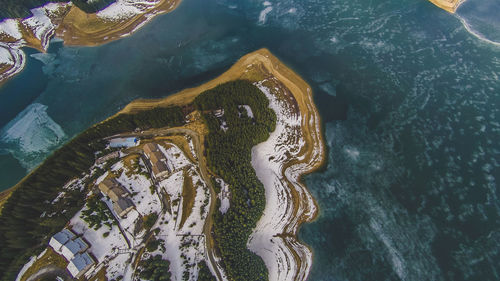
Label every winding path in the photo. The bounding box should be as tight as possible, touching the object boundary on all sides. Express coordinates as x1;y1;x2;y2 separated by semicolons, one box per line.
25;265;72;281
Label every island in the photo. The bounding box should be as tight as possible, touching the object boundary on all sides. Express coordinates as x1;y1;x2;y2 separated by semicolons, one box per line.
428;0;465;13
0;0;181;84
0;49;325;281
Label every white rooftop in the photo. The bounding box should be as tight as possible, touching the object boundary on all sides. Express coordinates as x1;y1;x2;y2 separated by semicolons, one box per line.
51;229;75;245
67;252;94;277
60;238;88;260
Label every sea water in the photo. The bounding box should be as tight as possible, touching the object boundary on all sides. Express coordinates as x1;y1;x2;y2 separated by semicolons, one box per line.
0;0;499;279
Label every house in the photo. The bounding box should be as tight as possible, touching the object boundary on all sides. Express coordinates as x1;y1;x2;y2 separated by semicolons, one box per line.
59;238;89;260
67;252;95;279
97;178;134;218
143;143;171;180
98;178;130;202
113;197;135;218
96;151;120;164
49;228;95;278
109;137;139;148
50;230;88;260
49;229;76;252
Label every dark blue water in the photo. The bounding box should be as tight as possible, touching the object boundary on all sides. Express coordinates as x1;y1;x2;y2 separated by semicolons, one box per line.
1;0;499;280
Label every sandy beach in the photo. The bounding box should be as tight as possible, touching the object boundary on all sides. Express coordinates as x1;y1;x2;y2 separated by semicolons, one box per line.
428;0;465;13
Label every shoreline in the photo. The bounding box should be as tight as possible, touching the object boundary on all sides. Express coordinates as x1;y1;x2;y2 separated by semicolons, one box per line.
55;0;182;46
93;48;325;280
0;0;182;85
246;53;325;280
428;0;466;13
2;48;325;280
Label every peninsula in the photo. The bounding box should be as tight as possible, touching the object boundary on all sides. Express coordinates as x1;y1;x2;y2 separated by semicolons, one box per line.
0;0;181;84
428;0;465;13
0;49;325;281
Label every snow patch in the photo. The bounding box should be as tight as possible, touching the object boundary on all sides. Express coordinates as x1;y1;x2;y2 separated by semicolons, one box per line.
96;0;160;21
258;6;273;25
0;19;23;40
239;105;254;118
0;103;65;169
247;79;323;281
0;46;13;65
216;178;230;214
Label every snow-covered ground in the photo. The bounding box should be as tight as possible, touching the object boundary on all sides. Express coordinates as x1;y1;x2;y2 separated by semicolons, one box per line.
0;0;176;83
70;140;212;280
23;3;68;50
239;105;254;118
216;178;230;214
158;142;192;172
247;79;323;281
13;136;214;281
97;0;160;21
187;136;197;161
153;166;210;280
0;2;68;81
0;43;25;82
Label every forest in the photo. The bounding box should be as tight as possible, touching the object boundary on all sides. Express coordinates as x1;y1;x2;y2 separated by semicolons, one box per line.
0;0;117;20
197;261;216;281
194;80;276;281
0;106;184;281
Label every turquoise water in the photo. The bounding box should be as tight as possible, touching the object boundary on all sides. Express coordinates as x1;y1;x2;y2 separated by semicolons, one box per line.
1;0;499;279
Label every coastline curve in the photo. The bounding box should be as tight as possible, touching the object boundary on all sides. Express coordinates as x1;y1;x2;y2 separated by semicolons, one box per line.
0;0;182;85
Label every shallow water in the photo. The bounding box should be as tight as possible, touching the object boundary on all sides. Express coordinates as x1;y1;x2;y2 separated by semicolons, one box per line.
0;0;499;279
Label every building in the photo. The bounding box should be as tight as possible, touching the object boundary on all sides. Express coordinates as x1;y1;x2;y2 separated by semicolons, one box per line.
109;137;139;148
49;229;76;252
60;238;89;260
98;178;130;202
113;197;135;218
143;143;171;180
96;151;120;164
98;178;134;218
49;228;95;279
67;252;95;279
50;230;88;260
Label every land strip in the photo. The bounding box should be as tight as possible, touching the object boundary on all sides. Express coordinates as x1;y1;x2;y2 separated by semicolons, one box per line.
5;48;324;280
0;0;182;84
55;0;181;46
428;0;465;13
115;48;325;280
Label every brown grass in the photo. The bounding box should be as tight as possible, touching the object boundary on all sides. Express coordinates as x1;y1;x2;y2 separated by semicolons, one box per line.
19;248;68;281
179;169;196;229
123;154;141;176
427;0;463;13
88;266;108;281
114;48;325;218
0;187;14;211
55;0;181;46
154;136;196;163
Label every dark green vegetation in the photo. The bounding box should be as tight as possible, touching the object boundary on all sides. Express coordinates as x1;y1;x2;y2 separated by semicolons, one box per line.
143;212;159;230
194;80;276;281
0;107;184;281
197;261;216;281
0;0;116;20
80;194;115;230
145;238;162;252
139;255;171;281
